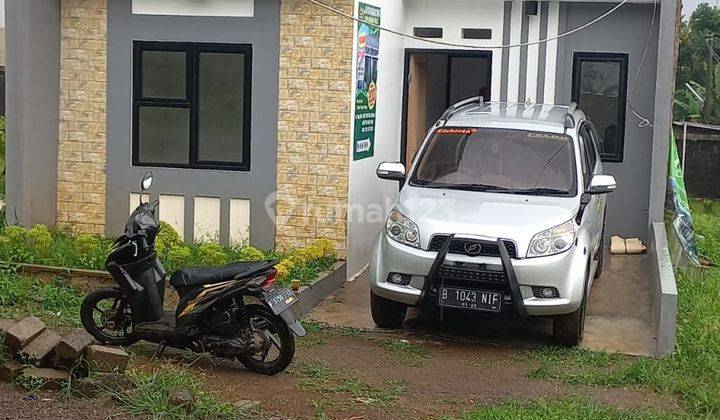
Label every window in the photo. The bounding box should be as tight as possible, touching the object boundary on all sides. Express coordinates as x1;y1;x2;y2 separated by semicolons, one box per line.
411;128;577;196
133;42;252;170
578;123;598;187
571;52;628;163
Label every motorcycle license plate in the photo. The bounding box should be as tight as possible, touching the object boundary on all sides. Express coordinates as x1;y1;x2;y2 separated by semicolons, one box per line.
264;287;298;315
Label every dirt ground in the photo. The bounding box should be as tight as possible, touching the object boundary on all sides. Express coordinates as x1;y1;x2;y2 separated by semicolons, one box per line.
129;327;676;420
0;383;126;420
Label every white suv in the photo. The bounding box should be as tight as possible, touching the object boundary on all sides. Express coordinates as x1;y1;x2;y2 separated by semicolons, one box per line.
369;99;616;346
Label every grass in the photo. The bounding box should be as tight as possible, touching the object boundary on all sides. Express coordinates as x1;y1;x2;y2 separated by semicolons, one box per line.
109;364;242;420
378;338;430;367
0;268;83;329
454;398;679;420
512;198;720;418
293;360;406;410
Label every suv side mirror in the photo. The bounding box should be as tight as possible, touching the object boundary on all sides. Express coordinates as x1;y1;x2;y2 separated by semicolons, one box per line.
587;174;616;194
376;161;406;182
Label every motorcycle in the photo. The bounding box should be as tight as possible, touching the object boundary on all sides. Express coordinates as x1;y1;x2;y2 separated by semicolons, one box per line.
80;171;304;375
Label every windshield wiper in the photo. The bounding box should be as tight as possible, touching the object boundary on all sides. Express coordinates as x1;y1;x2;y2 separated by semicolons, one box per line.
444;183;510;192
506;187;569;195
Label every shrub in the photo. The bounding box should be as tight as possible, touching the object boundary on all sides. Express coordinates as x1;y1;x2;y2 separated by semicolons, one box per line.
164;245;192;273
194;243;229;267
233;246;266;262
155;221;182;257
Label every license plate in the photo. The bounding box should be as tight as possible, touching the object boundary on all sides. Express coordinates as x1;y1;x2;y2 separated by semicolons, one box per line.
439;287;502;312
264;287;298;315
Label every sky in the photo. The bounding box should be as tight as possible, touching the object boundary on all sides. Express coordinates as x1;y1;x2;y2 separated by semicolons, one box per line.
685;0;713;17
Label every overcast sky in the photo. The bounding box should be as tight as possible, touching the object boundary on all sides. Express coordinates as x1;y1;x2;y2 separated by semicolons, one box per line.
685;0;715;17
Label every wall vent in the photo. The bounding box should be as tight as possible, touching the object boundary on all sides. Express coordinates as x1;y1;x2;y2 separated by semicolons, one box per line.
461;28;492;40
413;27;443;38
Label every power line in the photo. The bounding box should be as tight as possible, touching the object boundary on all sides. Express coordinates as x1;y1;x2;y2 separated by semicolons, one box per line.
306;0;630;50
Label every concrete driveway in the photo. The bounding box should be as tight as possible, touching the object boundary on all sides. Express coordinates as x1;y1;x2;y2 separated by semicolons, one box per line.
309;252;655;355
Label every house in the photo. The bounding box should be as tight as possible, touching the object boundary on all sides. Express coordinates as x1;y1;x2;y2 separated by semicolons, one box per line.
5;1;679;352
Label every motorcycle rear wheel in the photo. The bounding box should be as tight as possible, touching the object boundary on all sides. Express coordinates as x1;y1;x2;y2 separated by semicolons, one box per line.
237;304;295;375
81;287;140;346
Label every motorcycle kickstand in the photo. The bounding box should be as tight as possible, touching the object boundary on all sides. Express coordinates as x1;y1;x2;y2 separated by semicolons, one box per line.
154;340;167;359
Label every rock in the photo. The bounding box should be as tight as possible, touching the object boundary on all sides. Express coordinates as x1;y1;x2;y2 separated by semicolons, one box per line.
21;367;70;391
84;345;129;373
75;373;131;398
19;329;62;366
0;319;15;336
55;329;96;360
610;235;626;254
4;316;46;352
0;360;25;382
168;387;194;410
235;399;261;412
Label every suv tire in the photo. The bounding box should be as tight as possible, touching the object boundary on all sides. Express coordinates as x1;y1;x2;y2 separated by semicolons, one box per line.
594;233;605;279
370;290;407;329
553;271;589;346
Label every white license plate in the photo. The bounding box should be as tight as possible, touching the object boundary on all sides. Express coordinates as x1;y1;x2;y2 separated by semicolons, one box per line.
439;287;502;312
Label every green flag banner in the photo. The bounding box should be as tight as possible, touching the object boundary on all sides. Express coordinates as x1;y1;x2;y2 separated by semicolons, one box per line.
667;130;699;264
353;3;381;161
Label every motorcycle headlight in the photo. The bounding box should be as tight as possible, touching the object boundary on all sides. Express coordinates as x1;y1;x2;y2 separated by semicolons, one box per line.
527;220;576;258
385;208;420;249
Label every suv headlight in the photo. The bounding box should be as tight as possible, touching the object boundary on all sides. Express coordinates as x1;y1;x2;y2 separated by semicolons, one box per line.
385;208;420;248
527;220;576;258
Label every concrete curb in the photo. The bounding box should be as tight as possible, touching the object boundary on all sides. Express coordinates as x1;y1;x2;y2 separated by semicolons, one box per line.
294;261;347;318
649;222;678;357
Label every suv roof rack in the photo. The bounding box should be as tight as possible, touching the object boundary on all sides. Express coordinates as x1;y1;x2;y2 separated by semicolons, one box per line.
439;95;484;123
564;102;578;129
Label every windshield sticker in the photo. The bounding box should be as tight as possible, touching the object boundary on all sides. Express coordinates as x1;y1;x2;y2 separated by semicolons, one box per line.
436;127;478;135
527;132;567;141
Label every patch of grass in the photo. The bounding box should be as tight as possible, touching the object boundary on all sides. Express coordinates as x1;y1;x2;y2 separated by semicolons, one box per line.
111;364;240;420
454;398;679;420
293;360;406;409
378;338;430;367
0;269;82;328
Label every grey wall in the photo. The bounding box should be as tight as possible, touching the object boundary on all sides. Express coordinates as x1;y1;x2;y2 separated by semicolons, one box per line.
4;0;59;227
555;2;660;241
106;0;280;248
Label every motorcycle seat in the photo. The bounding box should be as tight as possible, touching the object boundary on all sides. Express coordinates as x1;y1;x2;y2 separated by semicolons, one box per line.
170;260;276;288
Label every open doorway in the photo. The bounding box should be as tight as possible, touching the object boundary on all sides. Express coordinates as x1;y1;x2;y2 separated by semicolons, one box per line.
401;49;492;167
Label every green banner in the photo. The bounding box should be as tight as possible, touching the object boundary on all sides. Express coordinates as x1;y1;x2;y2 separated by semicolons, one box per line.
667;130;699;264
353;3;381;161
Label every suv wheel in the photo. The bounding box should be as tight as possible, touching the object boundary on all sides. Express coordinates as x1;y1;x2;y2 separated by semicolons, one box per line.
553;273;589;346
370;290;407;329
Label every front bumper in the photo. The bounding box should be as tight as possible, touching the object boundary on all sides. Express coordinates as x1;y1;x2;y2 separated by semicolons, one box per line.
369;233;588;316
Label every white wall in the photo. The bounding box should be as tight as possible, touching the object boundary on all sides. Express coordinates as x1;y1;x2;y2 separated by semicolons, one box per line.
132;0;254;17
347;0;406;278
403;0;506;102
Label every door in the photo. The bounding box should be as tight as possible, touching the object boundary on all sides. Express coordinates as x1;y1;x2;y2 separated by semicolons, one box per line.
401;50;492;167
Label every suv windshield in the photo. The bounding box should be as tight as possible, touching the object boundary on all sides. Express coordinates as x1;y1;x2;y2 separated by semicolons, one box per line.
410;127;576;196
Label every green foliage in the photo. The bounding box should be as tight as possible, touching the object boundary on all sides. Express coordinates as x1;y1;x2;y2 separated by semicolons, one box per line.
0;269;83;328
519;199;720;417
111;364;240;419
379;338;430;367
0;116;5;199
193;243;229;267
455;398;677;420
154;221;182;257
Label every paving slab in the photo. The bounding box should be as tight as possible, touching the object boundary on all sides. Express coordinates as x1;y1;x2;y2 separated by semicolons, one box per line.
85;345;129;373
0;360;25;382
56;329;96;360
4;316;46;352
21;367;70;390
19;329;62;366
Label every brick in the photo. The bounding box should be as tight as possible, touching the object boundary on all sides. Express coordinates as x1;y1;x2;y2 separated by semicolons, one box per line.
55;329;96;361
19;329;63;366
0;319;15;338
21;367;70;391
84;345;129;373
0;361;25;382
4;317;46;352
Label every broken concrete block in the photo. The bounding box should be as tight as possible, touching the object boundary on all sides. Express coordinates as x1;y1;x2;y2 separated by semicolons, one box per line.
19;329;62;366
84;345;129;373
610;235;626;254
55;330;96;360
625;238;647;254
0;319;15;336
21;367;70;391
0;360;25;382
4;316;46;352
75;372;132;398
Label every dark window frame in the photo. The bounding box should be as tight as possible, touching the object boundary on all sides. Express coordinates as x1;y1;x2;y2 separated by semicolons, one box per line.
571;52;628;163
132;41;253;171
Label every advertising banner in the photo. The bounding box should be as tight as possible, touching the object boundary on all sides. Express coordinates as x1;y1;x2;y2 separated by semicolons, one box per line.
667;130;700;264
353;3;381;161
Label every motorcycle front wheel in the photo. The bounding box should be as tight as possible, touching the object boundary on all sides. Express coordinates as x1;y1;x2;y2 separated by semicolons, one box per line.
81;287;139;346
237;304;295;375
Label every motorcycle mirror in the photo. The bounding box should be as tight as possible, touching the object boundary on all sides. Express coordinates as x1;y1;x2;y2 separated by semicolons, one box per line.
140;171;153;195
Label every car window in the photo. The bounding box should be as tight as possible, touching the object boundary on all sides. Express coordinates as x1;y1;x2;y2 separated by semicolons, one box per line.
581;123;597;174
410;127;577;195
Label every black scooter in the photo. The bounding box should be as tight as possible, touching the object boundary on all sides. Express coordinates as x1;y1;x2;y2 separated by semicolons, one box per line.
81;172;305;375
